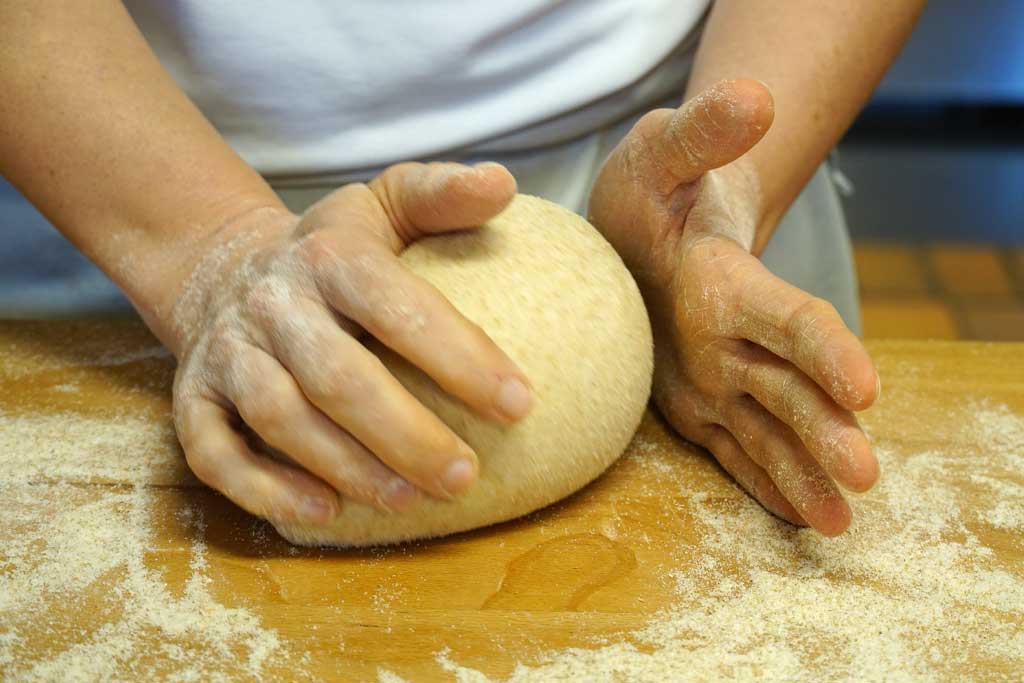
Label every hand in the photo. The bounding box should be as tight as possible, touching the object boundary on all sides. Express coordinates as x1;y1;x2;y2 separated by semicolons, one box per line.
589;80;880;535
167;162;533;525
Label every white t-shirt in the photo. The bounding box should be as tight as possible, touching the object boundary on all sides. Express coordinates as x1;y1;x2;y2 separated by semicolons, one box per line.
125;1;710;180
3;1;857;326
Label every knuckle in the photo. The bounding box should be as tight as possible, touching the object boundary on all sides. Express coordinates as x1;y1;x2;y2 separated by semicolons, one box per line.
653;384;713;440
455;320;499;369
238;383;295;442
243;281;293;326
368;298;427;339
298;230;341;272
325;250;402;323
258;495;300;523
751;477;780;508
235;466;301;523
362;279;431;340
173;415;199;456
717;399;745;436
391;416;449;458
687;340;733;396
208;322;237;349
182;443;219;487
380;161;420;181
786;297;836;337
633;109;671;141
777;377;805;425
720;399;764;448
716;347;751;393
418;429;459;461
394;418;459;467
703;424;731;454
342;474;395;510
321;451;400;507
301;182;372;233
237;487;285;522
815;414;855;457
305;356;372;407
202;319;246;360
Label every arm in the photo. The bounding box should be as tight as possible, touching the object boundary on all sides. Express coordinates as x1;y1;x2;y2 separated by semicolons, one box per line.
687;0;926;252
0;0;283;352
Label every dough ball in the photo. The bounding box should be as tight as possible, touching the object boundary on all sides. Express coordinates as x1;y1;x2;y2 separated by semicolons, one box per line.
274;194;653;546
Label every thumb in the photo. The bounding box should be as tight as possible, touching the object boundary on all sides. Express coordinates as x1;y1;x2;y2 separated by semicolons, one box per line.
640;78;774;192
369;161;518;245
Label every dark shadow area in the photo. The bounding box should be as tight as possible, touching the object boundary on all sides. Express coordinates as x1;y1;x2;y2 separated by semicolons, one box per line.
837;0;1024;244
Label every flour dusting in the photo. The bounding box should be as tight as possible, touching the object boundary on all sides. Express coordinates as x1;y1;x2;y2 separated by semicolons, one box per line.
2;325;1022;682
0;479;287;682
427;401;1024;682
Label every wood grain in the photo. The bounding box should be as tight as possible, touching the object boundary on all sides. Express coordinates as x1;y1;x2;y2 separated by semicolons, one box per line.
1;319;1021;681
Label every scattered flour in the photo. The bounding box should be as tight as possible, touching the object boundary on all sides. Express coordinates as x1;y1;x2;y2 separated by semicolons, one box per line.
0;412;191;486
0;335;287;682
2;325;1022;682
424;402;1024;682
0;480;287;682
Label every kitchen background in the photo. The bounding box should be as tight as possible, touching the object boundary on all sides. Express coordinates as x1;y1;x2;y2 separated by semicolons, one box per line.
1;0;1022;340
838;0;1024;340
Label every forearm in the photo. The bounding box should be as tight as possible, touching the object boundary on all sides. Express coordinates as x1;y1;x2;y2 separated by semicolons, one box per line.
0;1;286;349
686;0;925;253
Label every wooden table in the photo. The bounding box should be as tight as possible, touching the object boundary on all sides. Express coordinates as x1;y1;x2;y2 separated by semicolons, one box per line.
1;320;1022;681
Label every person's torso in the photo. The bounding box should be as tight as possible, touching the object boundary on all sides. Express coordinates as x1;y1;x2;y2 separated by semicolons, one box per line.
125;0;710;181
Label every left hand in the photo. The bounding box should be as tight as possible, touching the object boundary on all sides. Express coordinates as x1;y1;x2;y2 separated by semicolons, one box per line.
589;79;880;535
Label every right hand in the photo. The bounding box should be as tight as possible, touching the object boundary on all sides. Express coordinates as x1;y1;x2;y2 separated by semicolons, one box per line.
168;162;533;526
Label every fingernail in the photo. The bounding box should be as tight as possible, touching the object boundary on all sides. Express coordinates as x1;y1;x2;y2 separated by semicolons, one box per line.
440;458;476;498
299;496;334;524
495;377;532;420
875;375;882;401
381;478;418;512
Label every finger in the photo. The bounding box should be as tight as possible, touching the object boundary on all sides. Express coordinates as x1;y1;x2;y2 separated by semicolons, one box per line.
703;425;807;527
314;242;532;423
726;344;879;493
266;300;480;500
708;237;879;411
722;396;852;536
370;161;518;244
300;162;515;252
651;359;804;526
222;348;421;512
174;394;341;525
637;78;774;192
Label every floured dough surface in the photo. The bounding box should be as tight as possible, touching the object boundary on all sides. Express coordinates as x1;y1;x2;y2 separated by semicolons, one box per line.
274;194;653;547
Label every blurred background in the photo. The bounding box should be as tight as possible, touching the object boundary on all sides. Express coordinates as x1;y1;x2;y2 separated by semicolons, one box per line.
1;0;1021;340
838;0;1024;340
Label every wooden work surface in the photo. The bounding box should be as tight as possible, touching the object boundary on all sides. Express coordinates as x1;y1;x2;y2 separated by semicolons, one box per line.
1;319;1022;681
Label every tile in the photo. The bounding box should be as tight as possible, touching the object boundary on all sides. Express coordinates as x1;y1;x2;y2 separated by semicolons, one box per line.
960;304;1024;342
852;242;929;295
927;245;1013;298
860;298;960;340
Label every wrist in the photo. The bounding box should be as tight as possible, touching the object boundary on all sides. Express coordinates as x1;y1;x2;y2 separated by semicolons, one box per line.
129;200;297;357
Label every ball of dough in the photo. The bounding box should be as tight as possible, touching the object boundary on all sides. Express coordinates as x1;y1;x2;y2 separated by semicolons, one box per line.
274;194;653;547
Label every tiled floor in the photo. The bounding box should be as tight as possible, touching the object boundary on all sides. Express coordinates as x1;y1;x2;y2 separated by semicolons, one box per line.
854;243;1024;340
